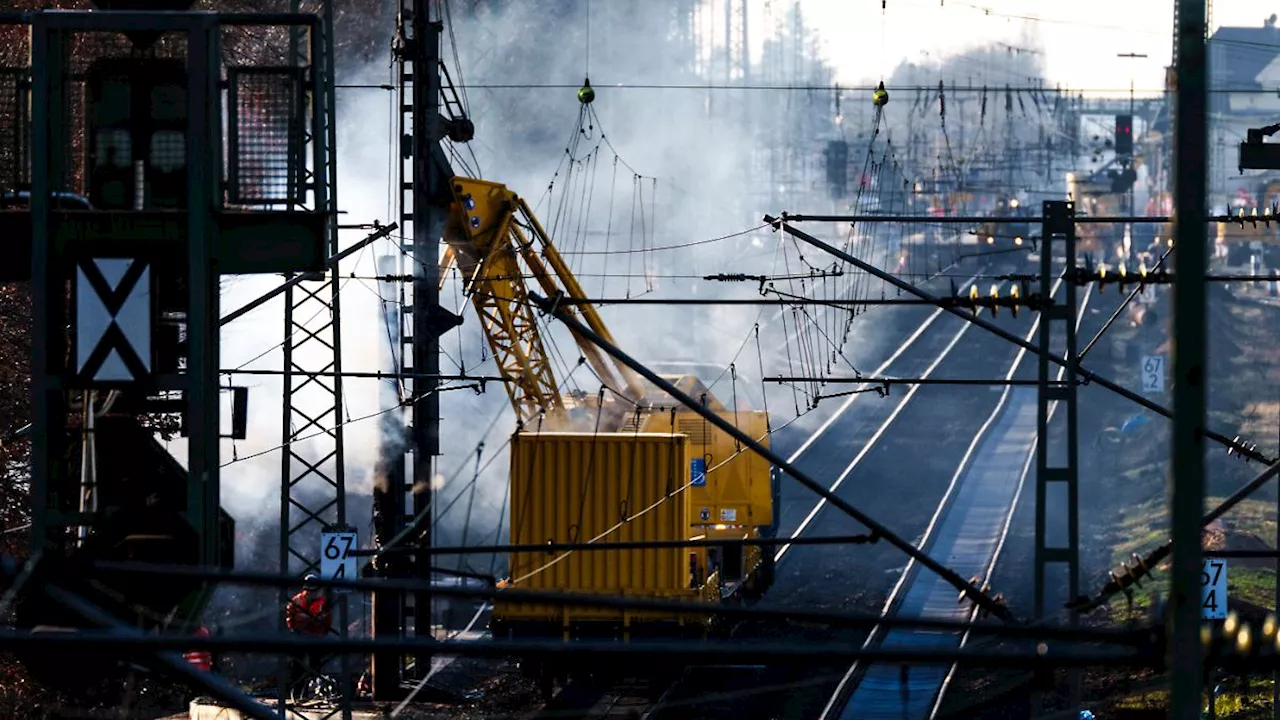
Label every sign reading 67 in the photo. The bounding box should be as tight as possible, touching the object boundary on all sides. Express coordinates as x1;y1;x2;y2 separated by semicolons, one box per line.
1201;559;1227;620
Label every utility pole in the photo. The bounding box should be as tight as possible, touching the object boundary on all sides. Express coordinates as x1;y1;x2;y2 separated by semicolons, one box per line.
1170;1;1208;719
1117;53;1147;223
410;0;442;678
1034;200;1080;713
280;0;350;714
374;0;457;698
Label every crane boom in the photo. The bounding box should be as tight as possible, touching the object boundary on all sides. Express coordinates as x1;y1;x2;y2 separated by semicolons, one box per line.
441;176;648;427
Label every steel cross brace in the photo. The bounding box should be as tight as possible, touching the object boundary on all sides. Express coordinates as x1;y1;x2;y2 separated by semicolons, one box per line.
763;215;1269;465
526;291;1013;622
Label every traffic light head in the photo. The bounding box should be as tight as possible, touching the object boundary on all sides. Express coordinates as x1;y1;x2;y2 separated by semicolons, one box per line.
1115;114;1134;158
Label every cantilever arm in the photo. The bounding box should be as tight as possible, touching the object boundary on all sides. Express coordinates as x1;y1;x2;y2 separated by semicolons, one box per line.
1247;122;1280;144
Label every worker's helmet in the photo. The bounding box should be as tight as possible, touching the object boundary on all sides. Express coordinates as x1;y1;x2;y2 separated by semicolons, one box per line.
303;573;320;590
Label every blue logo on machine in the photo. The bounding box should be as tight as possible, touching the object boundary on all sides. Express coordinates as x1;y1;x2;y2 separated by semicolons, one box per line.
691;458;707;487
699;507;711;521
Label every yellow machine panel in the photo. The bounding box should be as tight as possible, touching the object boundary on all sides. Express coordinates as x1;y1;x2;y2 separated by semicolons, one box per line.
497;432;718;626
642;408;771;531
442;174;777;643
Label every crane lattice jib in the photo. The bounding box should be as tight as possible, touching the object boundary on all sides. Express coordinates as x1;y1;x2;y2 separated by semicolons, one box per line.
443;177;647;426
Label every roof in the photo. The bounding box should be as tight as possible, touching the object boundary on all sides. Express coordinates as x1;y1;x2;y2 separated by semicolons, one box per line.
1211;26;1280;90
1210;24;1280;114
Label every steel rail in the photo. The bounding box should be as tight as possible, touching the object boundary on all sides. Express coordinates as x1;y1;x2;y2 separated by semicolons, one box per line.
776;271;986;463
767;216;1270;464
527;290;1014;622
775;304;984;563
823;278;1084;719
931;282;1097;718
776;214;1280;619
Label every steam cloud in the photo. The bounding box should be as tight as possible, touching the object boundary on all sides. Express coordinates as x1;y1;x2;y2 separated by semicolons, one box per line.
208;2;1059;599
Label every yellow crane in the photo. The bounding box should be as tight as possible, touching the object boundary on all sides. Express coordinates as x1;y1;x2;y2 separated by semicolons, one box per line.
439;177;778;673
439;177;647;430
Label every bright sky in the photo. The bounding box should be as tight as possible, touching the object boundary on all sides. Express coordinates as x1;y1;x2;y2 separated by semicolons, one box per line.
756;1;1275;95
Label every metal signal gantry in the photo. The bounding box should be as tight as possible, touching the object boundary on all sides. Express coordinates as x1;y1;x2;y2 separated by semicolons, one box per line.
4;4;329;705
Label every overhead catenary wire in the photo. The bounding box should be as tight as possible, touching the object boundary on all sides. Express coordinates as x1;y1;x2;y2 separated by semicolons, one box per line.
86;561;1154;647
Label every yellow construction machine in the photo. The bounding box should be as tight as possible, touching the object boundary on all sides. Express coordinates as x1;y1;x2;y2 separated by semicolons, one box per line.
438;178;778;668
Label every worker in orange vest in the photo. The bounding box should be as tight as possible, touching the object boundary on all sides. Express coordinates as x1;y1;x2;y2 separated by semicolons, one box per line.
182;625;213;672
286;574;332;636
285;574;331;695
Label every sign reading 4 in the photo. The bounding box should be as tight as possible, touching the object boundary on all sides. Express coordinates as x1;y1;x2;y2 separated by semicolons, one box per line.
1201;558;1227;620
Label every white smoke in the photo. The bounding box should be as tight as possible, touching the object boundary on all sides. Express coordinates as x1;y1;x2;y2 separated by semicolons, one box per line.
206;2;1056;584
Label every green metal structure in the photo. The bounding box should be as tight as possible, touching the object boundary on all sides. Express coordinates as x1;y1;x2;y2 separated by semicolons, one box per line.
3;5;329;638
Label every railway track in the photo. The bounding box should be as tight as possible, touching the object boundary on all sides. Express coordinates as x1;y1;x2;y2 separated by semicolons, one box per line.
533;677;662;719
642;265;1037;719
818;278;1103;719
537;258;1053;720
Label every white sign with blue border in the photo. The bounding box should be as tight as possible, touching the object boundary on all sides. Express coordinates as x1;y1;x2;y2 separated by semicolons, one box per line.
691;457;707;487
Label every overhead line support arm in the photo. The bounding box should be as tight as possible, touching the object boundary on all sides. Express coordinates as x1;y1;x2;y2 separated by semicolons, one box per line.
220;222;398;326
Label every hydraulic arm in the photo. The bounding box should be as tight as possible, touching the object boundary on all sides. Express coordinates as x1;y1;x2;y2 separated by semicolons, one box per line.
440;177;647;427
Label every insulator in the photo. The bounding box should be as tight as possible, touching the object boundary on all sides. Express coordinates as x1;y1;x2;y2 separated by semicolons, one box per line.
578;77;596;104
1131;552;1148;575
1264;614;1277;639
1225;611;1240;637
1238;623;1253;654
873;81;889;107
